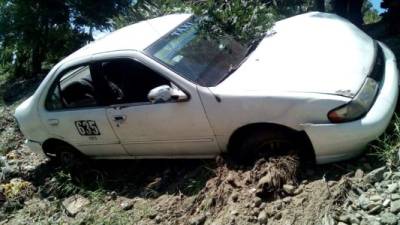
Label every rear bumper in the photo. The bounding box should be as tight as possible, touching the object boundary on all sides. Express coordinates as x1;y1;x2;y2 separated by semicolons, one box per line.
302;42;399;164
25;140;46;157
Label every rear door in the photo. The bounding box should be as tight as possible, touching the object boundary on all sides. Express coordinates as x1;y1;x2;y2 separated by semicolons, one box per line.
40;63;127;157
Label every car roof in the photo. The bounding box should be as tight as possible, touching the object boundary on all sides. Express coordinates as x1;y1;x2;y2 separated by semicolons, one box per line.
61;13;192;64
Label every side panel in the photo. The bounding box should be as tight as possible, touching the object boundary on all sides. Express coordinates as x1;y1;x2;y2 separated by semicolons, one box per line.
197;87;350;151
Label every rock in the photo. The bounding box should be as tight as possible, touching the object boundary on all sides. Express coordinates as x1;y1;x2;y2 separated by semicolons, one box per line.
338;214;351;223
321;214;335;225
371;195;384;202
253;197;262;207
364;167;386;184
189;214;206;225
387;183;398;193
154;215;162;224
359;194;371;210
120;199;134;210
337;222;348;225
380;212;397;225
391;194;400;201
230;192;239;202
368;205;382;214
257;211;268;224
148;212;157;219
62;195;90;217
390;200;400;213
147;177;162;190
294;185;303;195
282;184;296;195
383;199;391;207
231;210;239;216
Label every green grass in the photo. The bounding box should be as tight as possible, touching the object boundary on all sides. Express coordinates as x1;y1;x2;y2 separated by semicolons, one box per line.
370;114;400;167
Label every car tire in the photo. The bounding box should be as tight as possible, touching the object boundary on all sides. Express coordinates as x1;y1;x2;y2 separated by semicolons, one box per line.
53;144;84;167
235;128;297;163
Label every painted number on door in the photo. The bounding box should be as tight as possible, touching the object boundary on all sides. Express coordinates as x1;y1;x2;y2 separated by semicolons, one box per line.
75;120;101;136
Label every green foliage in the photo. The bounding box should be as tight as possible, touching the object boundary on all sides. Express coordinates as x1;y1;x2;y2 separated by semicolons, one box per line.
0;0;132;78
192;0;277;44
363;0;381;25
371;114;400;167
113;0;191;29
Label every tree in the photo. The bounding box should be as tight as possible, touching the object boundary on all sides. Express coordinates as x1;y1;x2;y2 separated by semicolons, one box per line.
314;0;325;11
331;0;364;26
0;0;132;77
381;0;400;34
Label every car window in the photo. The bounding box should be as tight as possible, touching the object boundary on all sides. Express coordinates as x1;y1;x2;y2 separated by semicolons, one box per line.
95;59;170;105
46;66;98;110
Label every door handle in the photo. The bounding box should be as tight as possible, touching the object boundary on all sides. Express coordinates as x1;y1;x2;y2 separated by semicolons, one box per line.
113;115;126;122
48;119;59;126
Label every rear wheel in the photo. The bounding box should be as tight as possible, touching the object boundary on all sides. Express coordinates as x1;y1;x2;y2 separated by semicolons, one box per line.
45;142;85;167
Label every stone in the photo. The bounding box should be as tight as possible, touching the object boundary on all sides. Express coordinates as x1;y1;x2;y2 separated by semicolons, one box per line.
154;215;162;224
230;192;239;202
257;211;268;224
383;199;391;207
364;167;386;184
254;197;262;207
321;214;335;225
294;185;303;195
120;199;134;210
384;172;392;180
283;184;296;195
147;177;162;190
337;222;348;225
380;212;397;225
371;195;384;202
390;200;400;213
230;210;239;216
62;195;90;217
359;194;371;210
338;214;351;223
354;169;364;179
387;183;398;194
368;205;382;214
360;215;381;225
189;214;206;225
391;194;400;201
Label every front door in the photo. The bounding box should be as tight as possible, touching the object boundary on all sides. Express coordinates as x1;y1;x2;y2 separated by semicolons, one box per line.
96;58;219;157
41;64;127;157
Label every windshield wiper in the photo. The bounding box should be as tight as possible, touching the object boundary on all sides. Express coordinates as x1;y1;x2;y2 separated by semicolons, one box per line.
226;38;263;75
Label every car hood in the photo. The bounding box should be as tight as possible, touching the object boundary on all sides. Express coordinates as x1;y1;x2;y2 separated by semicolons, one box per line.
216;12;376;97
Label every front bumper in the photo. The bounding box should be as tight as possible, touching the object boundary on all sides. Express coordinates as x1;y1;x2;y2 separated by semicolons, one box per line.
302;42;399;164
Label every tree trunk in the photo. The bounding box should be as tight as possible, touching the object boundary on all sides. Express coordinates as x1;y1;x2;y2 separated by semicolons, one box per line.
332;0;364;26
31;44;42;77
314;0;325;12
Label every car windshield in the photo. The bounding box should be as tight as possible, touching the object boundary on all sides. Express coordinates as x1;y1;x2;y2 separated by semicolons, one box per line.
145;17;249;87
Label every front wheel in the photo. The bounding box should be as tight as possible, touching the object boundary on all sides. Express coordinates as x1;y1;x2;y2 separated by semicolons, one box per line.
233;128;298;163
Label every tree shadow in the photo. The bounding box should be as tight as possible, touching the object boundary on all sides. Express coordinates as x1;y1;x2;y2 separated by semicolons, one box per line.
26;158;218;199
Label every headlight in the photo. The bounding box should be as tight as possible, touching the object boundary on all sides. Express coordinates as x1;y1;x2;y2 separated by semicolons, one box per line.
328;78;379;123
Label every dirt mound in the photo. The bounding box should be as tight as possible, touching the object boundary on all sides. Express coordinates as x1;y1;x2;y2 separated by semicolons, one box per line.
0;149;358;225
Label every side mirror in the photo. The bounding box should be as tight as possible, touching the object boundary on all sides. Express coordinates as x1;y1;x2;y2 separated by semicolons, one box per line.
148;85;188;103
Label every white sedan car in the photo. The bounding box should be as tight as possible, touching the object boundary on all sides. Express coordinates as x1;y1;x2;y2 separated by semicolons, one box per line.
15;12;398;164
